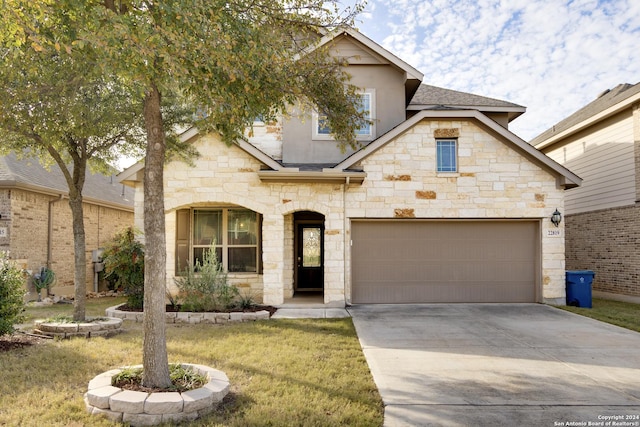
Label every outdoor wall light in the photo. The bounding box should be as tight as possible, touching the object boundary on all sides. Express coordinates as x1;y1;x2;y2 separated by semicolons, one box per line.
550;209;562;227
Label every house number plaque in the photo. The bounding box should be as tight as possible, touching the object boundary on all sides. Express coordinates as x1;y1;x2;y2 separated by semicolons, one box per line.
546;229;562;237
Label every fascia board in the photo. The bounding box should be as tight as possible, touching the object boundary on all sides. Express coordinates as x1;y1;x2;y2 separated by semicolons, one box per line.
0;181;133;211
257;170;366;184
117;160;145;185
117;128;286;186
533;90;640;150
306;28;424;81
407;104;526;114
335;109;581;188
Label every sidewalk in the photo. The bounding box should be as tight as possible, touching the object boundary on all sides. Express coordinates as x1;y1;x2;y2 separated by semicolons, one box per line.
271;308;350;319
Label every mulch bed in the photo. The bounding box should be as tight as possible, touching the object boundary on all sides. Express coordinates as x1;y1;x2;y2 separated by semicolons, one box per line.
0;332;50;353
116;304;279;317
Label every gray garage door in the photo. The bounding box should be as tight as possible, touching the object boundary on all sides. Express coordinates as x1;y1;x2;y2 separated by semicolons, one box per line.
351;220;539;303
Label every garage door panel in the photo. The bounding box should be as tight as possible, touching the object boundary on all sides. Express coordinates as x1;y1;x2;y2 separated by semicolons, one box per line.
351;221;539;303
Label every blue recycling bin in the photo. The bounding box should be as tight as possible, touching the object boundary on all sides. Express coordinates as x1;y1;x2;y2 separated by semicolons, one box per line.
565;270;595;308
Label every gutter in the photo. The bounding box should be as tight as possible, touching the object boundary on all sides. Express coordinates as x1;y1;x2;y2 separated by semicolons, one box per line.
0;181;134;212
257;170;366;184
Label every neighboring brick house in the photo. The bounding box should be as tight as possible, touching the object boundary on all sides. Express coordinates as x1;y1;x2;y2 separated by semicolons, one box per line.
532;82;640;301
0;152;135;299
120;28;580;306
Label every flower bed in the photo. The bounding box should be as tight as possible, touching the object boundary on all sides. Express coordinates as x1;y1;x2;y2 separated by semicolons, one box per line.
85;363;229;426
106;304;273;324
33;317;123;338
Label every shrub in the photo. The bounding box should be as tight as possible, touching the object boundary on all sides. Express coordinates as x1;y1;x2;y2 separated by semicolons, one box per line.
102;227;144;309
112;364;207;392
0;251;26;335
174;246;239;312
236;289;259;310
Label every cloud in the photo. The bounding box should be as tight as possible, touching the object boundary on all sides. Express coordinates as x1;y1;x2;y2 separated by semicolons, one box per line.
351;0;640;140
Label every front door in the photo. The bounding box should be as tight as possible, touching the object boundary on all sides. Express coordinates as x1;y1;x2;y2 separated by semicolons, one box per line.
295;223;324;291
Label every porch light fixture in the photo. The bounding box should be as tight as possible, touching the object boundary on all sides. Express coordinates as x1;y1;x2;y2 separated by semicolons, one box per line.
550;209;562;227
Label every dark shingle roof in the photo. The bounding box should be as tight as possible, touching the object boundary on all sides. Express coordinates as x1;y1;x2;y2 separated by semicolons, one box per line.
0;152;134;210
409;84;525;109
531;82;640;146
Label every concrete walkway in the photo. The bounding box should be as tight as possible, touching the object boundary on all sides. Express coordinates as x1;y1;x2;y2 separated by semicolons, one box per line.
271;307;350;319
349;304;640;427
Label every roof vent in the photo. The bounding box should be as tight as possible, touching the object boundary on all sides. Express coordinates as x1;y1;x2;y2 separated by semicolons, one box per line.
596;88;610;99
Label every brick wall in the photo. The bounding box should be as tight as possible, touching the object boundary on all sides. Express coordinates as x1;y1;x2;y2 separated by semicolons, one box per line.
566;204;640;297
6;188;134;298
0;190;13;252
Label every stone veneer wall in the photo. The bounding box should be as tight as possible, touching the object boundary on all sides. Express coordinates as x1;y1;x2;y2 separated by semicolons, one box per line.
345;120;567;304
133;118;568;306
3;188;133;298
565;204;640;297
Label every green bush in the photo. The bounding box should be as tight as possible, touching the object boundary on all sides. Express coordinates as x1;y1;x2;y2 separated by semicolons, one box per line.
102;227;144;309
174;246;239;312
0;251;26;335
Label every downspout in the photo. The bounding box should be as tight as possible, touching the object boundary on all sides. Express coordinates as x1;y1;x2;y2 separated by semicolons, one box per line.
47;194;64;270
343;177;350;306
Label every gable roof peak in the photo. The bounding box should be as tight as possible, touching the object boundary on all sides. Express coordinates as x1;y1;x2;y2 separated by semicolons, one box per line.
596;83;634;99
531;81;640;147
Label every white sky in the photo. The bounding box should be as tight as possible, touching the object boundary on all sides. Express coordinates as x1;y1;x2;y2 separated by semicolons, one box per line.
348;0;640;141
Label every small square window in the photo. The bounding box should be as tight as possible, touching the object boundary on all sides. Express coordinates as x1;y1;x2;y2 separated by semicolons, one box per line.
436;139;457;172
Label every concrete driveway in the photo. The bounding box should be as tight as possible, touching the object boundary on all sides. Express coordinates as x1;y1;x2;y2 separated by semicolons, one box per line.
348;304;640;426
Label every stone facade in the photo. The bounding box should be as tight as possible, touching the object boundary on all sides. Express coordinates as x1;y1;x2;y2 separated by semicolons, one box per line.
131;117;568;306
1;188;134;298
566;204;640;297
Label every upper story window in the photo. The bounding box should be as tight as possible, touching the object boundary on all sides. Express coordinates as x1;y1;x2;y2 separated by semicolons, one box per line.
176;208;261;274
436;139;457;172
313;89;375;141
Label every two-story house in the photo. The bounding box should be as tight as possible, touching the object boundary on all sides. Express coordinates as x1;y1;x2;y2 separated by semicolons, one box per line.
532;82;640;301
119;28;581;306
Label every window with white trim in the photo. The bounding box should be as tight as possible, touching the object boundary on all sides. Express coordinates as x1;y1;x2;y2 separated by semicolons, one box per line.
176;208;261;274
436;139;457;172
313;90;375;140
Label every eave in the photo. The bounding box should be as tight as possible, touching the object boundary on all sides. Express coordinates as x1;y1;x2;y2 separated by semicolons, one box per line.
0;180;133;212
336;109;582;189
407;104;526;122
257;169;366;184
533;89;640;150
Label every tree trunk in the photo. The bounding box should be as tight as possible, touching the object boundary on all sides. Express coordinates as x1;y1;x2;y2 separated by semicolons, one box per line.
70;192;87;321
141;82;171;388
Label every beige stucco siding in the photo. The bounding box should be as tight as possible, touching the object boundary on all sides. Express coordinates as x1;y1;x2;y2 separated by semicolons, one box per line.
282;37;407;164
147;117;568;306
543;110;635;214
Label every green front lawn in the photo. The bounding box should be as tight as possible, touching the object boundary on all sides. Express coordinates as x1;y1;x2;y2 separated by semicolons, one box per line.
557;297;640;333
1;298;383;426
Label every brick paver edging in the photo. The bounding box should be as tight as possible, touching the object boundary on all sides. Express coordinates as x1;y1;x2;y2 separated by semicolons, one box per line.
84;363;230;426
34;317;123;338
106;304;271;323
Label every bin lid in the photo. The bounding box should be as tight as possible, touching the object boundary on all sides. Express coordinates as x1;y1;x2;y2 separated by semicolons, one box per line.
566;270;595;275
